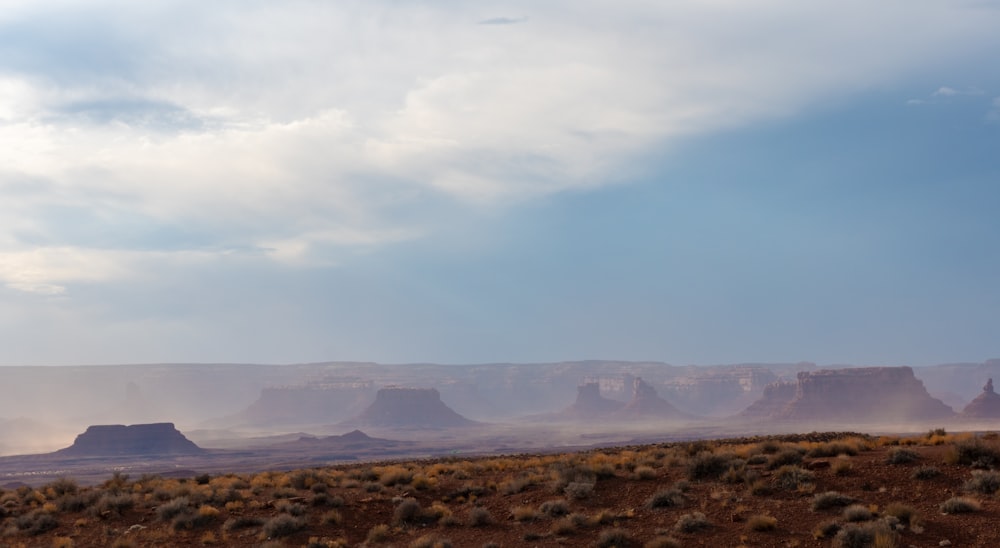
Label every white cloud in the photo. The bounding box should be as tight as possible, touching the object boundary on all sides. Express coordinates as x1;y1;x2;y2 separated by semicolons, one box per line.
1;0;999;293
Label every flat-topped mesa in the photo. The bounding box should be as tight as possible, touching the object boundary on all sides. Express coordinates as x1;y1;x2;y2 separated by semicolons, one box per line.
960;378;1000;419
738;381;797;419
55;423;203;457
775;367;954;422
562;382;625;418
617;377;689;419
350;387;475;428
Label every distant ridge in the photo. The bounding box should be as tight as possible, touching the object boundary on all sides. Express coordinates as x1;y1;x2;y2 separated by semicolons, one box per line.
344;387;476;428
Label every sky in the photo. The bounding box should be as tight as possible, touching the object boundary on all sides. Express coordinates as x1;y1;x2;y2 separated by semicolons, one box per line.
1;0;998;367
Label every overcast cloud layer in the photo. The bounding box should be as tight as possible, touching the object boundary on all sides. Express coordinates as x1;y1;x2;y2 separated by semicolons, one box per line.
1;1;999;365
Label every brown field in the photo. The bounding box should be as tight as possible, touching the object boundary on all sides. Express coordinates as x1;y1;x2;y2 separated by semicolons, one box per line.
3;430;1000;547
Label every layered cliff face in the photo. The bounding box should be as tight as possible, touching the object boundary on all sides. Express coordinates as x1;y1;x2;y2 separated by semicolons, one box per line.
618;377;689;419
738;381;797;419
55;423;203;457
348;388;475;428
961;379;1000;419
236;382;375;426
661;367;782;416
740;367;954;423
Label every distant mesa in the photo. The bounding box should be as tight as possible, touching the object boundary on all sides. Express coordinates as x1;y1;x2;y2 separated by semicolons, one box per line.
738;381;797;419
960;378;1000;419
618;377;692;420
561;382;625;418
228;380;376;426
739;367;954;423
558;378;691;421
55;423;203;457
345;387;476;428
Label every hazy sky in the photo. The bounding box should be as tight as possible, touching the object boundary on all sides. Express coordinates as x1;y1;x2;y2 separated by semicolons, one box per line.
1;1;998;366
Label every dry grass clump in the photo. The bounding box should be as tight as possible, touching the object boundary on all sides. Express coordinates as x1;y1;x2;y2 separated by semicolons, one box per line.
745;513;777;531
673;511;711;533
409;534;453;548
832;520;896;548
812;491;858;511
766;447;804;469
883;503;920;527
467;506;494;527
643;536;682;548
687;451;735;481
366;523;392;543
842;504;874;522
911;465;941;480
539;499;569;517
262;513;305;538
940;496;980;514
510;505;539;522
594;527;633;547
773;465;814;491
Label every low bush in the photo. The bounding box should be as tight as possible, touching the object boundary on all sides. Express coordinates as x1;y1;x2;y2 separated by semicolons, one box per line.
594;528;633;547
812;491;857;511
946;438;1000;468
673;512;711;533
832;521;895;548
643;537;682;548
468;506;494;527
564;481;594;500
262;514;306;538
940;496;980;514
688;452;734;481
774;465;814;490
645;488;685;509
885;448;919;465
883;503;919;527
911;466;941;480
539;499;569;517
766;448;804;470
745;514;777;531
15;510;58;536
964;470;1000;495
842;504;873;522
223;516;264;531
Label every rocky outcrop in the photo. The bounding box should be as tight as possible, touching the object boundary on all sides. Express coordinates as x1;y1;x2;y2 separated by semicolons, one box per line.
960;379;1000;419
617;377;689;419
346;388;475;428
55;423;203;457
740;367;954;423
560;382;625;418
738;381;797;419
661;367;783;416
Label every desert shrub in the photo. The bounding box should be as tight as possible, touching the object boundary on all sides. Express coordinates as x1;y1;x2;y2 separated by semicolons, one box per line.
393;497;423;524
832;521;896;548
94;493;133;515
15;510;58;535
756;440;782;454
643;537;682;548
511;505;539;522
632;465;656;480
276;500;307;516
363;481;384;493
540;498;570;517
885;448;919;465
674;511;711;533
883;503;919;527
746;514;777;531
748;479;773;496
564;481;595;500
549;463;598;492
410;534;453;548
273;487;299;499
766;448;804;469
550;516;578;535
468;506;494;527
45;478;79;497
946;438;1000;467
774;465;814;490
378;465;414;487
223;516;264;531
911;465;941;480
746;453;768;465
262;514;305;538
940;496;980;514
813;520;841;539
964;469;1000;494
645;488;684;509
688;451;734;481
56;494;89;512
156;496;190;522
843;504;874;522
321;509;343;525
594;528;633;547
501;476;533;495
812;491;857;511
833;457;853;476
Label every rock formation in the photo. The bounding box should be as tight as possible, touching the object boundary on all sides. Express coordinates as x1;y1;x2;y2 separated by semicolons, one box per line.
617;377;690;419
346;387;475;428
960;378;1000;419
234;381;375;426
738;381;797;419
739;367;954;423
55;423;203;457
560;382;625;418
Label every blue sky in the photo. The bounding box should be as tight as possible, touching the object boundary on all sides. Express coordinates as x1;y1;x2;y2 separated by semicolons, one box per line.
0;1;998;366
